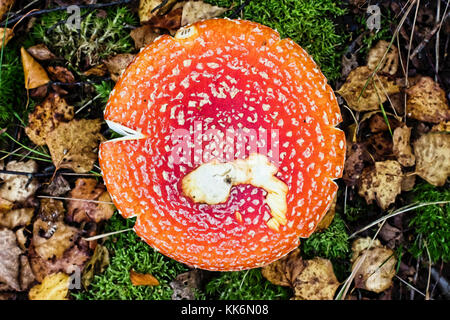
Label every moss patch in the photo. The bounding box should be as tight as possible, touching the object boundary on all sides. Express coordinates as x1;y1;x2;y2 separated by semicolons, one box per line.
72;214;187;300
409;183;450;263
205;269;291;300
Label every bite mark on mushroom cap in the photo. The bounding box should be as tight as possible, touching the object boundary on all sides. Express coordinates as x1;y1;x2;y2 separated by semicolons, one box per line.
99;19;346;271
181;153;288;231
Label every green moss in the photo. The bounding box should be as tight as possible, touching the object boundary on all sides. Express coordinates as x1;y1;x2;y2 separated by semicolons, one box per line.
72;214;187;300
0;45;25;129
302;214;350;260
92;80;114;105
205;269;290;300
31;6;137;70
409;183;450;263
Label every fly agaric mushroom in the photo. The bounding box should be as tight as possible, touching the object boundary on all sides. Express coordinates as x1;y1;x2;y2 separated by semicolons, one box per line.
99;19;345;271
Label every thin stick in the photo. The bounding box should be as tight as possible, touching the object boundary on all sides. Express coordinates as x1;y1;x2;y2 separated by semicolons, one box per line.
424;240;432;300
349;201;449;239
84;228;133;241
37;195;114;205
395;275;426;297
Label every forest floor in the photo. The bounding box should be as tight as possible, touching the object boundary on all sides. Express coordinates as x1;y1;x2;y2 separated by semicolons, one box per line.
0;0;449;300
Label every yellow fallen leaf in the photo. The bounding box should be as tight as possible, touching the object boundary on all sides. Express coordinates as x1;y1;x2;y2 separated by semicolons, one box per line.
0;0;15;19
0;27;13;48
20;46;51;90
130;270;160;286
261;248;303;287
138;0;177;24
316;195;337;232
45;119;105;173
29;272;69;300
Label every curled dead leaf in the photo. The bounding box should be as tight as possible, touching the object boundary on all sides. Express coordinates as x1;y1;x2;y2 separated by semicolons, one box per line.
150;7;182;30
406;76;450;123
351;237;396;293
26;44;57;61
0;208;34;229
32;218;78;260
45;119;105;173
367;40;399;75
42;174;71;197
0;228;22;291
413;131;450;186
261;248;303;287
67;178;115;224
83;64;108;77
337;66;400;112
103;53;135;82
358;160;403;210
25;93;74;146
139;0;178;24
47;66;75;84
29;272;69;300
0;160;39;203
0;28;13;48
0;0;14;19
81;244;109;290
130;270;160;286
293;257;340;300
20;47;51;90
343;143;368;186
392;125;415;167
181;1;228;27
130;25;160;49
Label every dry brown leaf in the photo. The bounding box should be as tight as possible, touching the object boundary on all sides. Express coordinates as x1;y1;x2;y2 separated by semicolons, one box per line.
83;64;108;77
261;248;303;287
293;257;340;300
130;270;160;286
337;66;400;112
316;195;336;232
413;131;450;186
0;160;39;202
431;121;450;132
0;0;14;18
358;160;403;210
47;66;75;83
149;7;182;30
26;43;57;61
130;25;160;49
0;198;13;214
351;237;396;293
343;143;368;186
45;119;105;173
29;272;69;300
32;218;78;260
0;208;34;229
406;76;450;123
181;1;228;27
379;223;403;249
366;132;393;161
392;125;415;167
25;93;74;146
81;244;109;290
30;241;91;283
367;40;399;75
20;47;51;90
0;28;13;48
19;255;35;291
367;113;400;133
42;174;71;197
103;53;135;82
0;228;22;291
67;178;115;223
401;174;416;192
139;0;164;23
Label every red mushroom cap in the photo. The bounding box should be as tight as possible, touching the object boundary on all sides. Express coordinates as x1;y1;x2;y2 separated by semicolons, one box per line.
99;19;346;271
